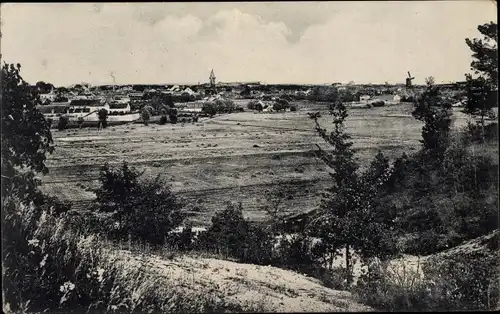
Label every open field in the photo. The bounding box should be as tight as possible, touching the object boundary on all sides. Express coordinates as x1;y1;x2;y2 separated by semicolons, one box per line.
39;102;472;226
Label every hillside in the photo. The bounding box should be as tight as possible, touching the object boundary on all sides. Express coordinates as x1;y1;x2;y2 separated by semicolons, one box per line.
109;249;372;312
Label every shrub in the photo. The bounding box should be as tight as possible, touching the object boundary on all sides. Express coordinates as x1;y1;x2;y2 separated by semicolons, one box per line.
276;233;318;273
202;102;217;117
58;115;69;130
248;100;263;111
466;121;498;143
423;250;500;311
353;243;500;311
141;108;151;126
201;202;250;259
353;258;431;311
95;162;185;246
290;105;297;112
97;109;108;129
198;202;276;265
273;99;290;111
159;115;167;125
169;109;178;124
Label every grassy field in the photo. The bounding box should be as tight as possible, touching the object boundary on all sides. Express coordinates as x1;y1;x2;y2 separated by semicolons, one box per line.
39;102;471;226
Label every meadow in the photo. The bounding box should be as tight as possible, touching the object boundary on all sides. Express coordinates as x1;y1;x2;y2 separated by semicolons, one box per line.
39;102;471;226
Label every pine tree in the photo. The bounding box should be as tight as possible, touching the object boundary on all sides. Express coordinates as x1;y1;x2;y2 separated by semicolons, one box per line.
308;102;375;285
412;77;452;162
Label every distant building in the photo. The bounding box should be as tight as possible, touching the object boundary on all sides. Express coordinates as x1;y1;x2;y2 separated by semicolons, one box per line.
360;95;371;102
113;95;131;104
67;99;109;118
109;102;131;113
369;94;401;105
209;69;216;87
37;102;70;120
40;91;57;103
129;92;144;101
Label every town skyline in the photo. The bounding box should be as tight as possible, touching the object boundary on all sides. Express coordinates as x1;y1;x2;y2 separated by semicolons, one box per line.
1;2;497;86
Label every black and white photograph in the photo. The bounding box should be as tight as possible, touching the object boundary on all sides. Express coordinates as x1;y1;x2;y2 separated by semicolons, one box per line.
1;1;498;312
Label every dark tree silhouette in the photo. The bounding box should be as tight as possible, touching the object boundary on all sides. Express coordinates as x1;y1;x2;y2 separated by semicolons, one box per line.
1;63;54;204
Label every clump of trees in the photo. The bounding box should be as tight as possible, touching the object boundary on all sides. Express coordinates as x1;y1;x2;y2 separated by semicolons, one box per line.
247;100;263;111
202;99;236;117
94;162;185;246
273;98;290;111
307;86;338;102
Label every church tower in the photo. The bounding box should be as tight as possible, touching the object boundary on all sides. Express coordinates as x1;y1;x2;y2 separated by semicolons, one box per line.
209;69;216;87
208;69;217;95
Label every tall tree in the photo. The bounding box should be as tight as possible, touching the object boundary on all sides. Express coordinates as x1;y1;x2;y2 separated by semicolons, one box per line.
1;63;54;205
307;102;364;284
465;22;498;88
463;74;497;140
464;22;498;141
412;77;453;162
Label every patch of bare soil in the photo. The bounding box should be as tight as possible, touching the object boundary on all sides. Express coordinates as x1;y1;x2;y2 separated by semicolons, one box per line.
110;249;373;312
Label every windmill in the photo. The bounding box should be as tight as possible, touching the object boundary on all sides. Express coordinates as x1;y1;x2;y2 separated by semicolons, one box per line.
405;71;416;99
406;71;415;88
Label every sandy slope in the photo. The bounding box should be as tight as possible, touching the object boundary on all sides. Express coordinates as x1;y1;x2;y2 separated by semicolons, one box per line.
110;250;373;312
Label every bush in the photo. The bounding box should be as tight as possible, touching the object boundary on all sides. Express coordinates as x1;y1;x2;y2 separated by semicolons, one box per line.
353;241;500;311
58;115;69;130
159;115;167;125
95;162;185;246
169;109;178;124
201;202;250;260
97;109;108;129
466;121;498;143
141;108;151;126
423;250;500;311
290;105;297;112
202;102;215;116
272;99;290;111
370;100;385;107
198;202;276;265
353;258;432;311
247;100;263;111
275;233;318;273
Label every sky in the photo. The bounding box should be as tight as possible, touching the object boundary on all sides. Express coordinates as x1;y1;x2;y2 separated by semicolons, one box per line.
0;1;497;86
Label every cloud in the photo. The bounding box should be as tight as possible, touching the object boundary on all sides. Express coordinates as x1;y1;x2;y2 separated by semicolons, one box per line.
0;2;496;86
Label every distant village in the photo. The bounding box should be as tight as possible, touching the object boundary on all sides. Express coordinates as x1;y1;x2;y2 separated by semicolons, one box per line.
34;69;469;128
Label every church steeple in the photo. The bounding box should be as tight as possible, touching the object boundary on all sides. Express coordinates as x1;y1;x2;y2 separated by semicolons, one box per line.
209;69;216;86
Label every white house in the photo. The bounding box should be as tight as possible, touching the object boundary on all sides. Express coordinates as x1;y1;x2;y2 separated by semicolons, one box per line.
369;94;401;105
113;95;131;104
37;102;70;120
108;102;131;114
66;99;109;119
360;95;371;102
